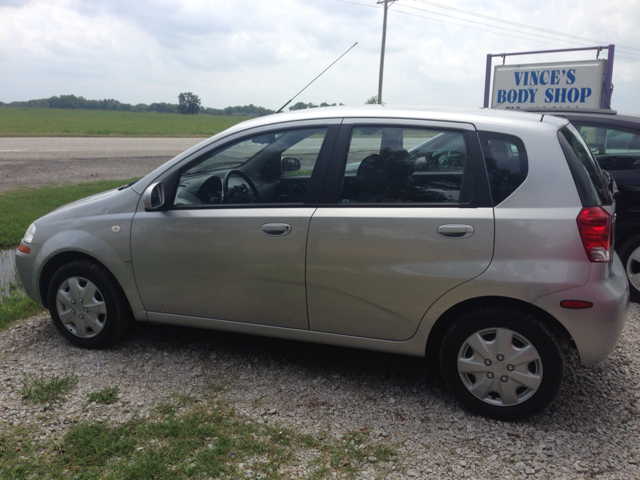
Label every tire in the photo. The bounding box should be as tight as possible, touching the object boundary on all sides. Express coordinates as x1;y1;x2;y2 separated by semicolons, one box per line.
47;260;133;349
618;234;640;303
440;308;564;421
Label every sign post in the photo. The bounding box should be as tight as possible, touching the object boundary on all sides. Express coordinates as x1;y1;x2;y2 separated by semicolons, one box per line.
492;60;606;109
483;45;615;110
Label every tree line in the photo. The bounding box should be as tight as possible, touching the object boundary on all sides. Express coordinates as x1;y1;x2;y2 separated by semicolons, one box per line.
0;94;276;117
0;94;349;116
0;93;348;116
288;101;344;110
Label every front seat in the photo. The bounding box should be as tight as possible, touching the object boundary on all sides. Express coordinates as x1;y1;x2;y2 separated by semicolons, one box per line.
382;148;415;201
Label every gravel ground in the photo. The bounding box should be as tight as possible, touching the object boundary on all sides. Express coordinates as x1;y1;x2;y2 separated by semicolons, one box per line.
1;304;639;479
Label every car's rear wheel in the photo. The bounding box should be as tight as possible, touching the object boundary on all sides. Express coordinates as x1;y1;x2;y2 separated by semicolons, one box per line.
618;234;640;303
47;260;132;349
440;307;564;420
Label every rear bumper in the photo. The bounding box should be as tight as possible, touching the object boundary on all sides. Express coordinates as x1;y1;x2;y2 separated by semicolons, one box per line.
533;254;629;365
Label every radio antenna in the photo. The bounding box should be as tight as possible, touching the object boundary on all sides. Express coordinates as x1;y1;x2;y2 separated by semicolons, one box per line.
276;42;358;113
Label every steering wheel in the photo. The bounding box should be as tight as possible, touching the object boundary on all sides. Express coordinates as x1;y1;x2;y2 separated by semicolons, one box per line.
435;149;465;168
196;176;223;204
447;150;466;167
222;170;261;203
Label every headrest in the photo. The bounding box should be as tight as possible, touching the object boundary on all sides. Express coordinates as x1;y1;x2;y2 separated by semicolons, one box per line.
357;154;389;193
381;148;415;178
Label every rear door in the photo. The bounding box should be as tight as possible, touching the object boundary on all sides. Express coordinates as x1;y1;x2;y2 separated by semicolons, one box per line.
306;119;495;341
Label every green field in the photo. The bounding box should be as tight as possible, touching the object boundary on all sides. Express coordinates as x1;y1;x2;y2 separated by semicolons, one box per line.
0;179;139;249
0;108;252;137
0;179;140;328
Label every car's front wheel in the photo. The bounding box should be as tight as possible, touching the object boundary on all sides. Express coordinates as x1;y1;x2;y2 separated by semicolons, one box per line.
440;308;564;421
47;260;132;349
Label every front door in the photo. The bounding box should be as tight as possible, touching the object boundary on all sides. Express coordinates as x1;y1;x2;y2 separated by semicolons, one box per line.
131;124;334;329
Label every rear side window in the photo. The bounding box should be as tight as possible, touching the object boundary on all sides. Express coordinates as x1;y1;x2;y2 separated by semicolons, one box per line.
478;132;528;206
339;126;473;204
558;126;611;206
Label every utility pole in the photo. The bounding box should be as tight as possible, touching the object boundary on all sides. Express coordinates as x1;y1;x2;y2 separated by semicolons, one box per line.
377;0;396;105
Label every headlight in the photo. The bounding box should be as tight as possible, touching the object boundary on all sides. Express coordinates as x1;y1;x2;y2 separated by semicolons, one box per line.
23;223;36;244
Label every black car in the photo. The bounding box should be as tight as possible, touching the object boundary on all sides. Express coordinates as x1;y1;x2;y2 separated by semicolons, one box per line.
524;108;640;301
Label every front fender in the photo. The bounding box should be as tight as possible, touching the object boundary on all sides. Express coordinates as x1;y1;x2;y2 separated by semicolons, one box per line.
29;219;146;321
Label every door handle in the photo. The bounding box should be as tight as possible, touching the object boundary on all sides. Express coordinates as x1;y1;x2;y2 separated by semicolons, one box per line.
437;224;474;239
262;223;292;236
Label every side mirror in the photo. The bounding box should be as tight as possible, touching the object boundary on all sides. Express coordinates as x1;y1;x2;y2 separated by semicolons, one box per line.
143;182;165;210
281;157;301;173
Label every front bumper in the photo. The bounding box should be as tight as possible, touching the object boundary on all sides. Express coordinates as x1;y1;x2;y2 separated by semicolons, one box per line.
15;242;45;307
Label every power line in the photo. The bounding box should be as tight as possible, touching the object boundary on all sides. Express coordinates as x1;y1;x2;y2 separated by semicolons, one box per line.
396;3;601;50
408;0;640;54
392;5;638;61
336;0;638;61
398;2;640;55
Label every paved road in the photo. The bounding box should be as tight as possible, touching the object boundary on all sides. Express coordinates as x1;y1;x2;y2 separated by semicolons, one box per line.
0;137;208;192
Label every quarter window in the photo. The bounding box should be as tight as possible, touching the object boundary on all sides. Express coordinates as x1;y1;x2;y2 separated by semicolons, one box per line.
478;132;528;206
339;127;472;204
558;125;611;206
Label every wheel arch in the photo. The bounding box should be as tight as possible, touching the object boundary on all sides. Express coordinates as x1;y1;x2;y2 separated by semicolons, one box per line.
40;252;128;310
616;225;640;254
425;296;573;362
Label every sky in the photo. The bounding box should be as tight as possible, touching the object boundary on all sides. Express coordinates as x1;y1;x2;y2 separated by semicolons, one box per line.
1;0;639;113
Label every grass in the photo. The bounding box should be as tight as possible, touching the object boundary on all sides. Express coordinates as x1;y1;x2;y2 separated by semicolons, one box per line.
0;178;139;249
86;386;120;406
0;107;252;137
0;180;398;478
0;386;397;479
0;179;136;330
0;277;45;331
20;372;78;404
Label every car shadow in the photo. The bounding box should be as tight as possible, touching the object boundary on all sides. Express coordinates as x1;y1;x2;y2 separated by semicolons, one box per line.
117;320;637;431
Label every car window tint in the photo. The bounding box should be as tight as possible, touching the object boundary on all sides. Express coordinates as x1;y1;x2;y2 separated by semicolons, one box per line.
339;127;471;204
174;127;327;206
558;125;610;206
574;123;640;171
478;132;528;206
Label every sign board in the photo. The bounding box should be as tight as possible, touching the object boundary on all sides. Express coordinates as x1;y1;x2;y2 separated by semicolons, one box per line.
491;60;606;109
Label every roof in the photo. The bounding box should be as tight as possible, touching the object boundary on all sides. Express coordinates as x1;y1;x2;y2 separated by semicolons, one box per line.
221;105;567;136
521;107;640;124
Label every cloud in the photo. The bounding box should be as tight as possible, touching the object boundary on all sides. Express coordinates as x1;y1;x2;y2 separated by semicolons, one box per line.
0;0;638;112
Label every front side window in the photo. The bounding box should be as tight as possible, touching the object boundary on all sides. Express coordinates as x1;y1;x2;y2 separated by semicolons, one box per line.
173;127;327;206
339;127;472;204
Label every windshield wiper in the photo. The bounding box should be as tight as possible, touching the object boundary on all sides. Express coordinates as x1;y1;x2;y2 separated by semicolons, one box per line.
118;180;138;190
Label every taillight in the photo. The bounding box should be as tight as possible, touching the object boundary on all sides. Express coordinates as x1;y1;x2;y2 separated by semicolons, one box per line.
576;207;612;263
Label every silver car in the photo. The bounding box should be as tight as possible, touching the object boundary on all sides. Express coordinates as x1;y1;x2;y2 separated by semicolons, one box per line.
16;106;628;420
